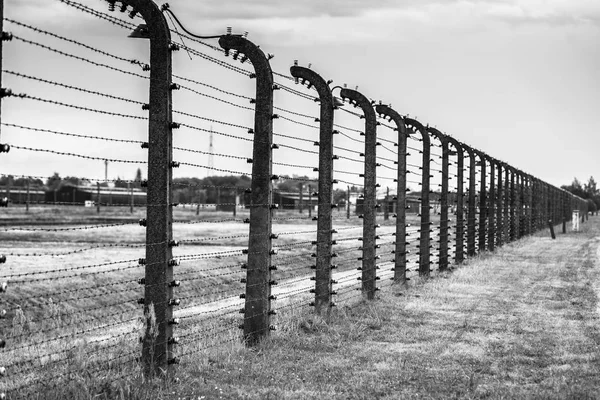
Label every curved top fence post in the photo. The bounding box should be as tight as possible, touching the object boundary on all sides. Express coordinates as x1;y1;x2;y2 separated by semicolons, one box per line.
219;34;274;346
112;0;174;378
462;144;477;256
445;136;464;263
375;103;410;284
339;87;378;299
290;64;335;315
473;149;488;252
404;117;431;277
427;127;449;271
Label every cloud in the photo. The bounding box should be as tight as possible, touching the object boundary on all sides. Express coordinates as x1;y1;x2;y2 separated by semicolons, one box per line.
169;0;600;26
170;0;453;20
483;0;600;25
162;0;600;49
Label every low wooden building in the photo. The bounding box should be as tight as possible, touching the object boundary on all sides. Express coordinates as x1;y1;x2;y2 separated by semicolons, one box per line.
45;183;147;206
270;191;319;210
1;187;46;204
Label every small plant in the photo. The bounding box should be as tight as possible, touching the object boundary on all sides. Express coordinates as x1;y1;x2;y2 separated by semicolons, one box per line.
140;303;159;378
12;306;32;338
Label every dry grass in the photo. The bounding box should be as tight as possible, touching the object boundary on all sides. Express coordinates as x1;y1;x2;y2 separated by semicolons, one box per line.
151;216;600;400
5;205;593;399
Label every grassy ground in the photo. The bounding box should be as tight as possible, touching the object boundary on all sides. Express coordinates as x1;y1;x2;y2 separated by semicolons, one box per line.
5;206;585;399
135;216;598;400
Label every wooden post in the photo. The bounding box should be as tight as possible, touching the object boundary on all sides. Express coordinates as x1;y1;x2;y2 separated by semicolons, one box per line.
233;189;237;217
96;182;100;214
298;183;303;213
5;176;11;207
308;184;312;218
384;186;389;221
129;182;134;213
548;219;556;239
216;187;221;211
346;186;350;219
26;178;30;213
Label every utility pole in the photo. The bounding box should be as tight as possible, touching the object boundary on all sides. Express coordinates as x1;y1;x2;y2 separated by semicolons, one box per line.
208;126;214;177
104;159;109;183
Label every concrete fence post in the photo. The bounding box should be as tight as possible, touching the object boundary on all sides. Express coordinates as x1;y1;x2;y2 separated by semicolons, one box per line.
405;118;431;276
446;137;464;263
115;0;175;376
464;145;477;257
486;156;495;251
496;162;503;247
290;64;336;315
476;151;487;252
503;165;510;243
510;168;517;241
339;87;378;298
427;127;449;271
219;33;274;345
375;104;409;283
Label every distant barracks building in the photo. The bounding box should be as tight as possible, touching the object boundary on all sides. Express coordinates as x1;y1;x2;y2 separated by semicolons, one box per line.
47;183;147;206
1;183;146;206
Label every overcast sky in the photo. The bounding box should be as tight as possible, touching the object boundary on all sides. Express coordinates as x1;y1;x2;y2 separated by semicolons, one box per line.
3;0;600;189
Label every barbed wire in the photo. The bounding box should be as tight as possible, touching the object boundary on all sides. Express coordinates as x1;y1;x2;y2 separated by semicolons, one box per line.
12;35;148;79
5;70;146;105
58;0;137;30
5;18;148;69
9;92;148;120
1;122;144;144
7;144;147;164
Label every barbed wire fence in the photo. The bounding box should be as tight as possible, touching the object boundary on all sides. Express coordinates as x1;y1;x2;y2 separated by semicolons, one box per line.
0;0;590;397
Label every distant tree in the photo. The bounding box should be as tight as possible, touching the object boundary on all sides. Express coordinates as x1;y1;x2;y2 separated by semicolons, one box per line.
134;168;143;184
275;176;313;192
561;177;586;199
12;177;44;187
584;176;598;198
63;176;80;186
0;175;12;186
46;172;62;191
587;198;597;213
592;195;600;212
114;177;129;188
333;188;347;206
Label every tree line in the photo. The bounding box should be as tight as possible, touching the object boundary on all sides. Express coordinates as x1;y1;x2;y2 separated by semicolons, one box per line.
561;176;599;213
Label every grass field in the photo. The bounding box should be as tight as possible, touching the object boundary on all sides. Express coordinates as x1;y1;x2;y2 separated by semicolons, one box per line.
156;216;600;400
0;204;508;399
